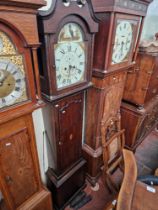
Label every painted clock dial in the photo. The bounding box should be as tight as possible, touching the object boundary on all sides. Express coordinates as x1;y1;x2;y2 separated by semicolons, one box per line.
112;20;133;64
54;23;86;89
0;31;28;109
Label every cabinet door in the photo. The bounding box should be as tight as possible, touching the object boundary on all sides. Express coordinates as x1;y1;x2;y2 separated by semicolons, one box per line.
0;116;40;209
56;93;84;173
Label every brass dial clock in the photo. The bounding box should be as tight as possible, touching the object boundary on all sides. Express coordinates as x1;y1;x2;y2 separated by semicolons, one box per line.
0;31;28;109
0;60;26;108
54;23;86;89
112;21;133;64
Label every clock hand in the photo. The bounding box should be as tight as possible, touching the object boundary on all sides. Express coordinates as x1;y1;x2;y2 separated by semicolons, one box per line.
68;65;72;78
0;71;10;86
0;70;4;83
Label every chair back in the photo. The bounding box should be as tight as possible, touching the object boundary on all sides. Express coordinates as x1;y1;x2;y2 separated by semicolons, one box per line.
102;129;125;169
116;149;137;210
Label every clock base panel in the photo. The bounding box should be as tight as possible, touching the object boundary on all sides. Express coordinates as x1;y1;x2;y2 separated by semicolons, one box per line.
46;159;86;210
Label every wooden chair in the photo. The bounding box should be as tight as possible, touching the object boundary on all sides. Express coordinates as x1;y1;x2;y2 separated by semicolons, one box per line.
101;129;125;193
116;149;158;210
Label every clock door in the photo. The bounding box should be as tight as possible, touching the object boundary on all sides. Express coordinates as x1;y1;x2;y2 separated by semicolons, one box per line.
0;24;36;111
55;93;84;173
0;116;40;209
109;14;140;70
54;23;87;91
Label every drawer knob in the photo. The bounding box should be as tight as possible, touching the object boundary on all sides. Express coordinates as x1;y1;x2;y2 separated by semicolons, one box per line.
62;110;66;114
55;104;59;108
59;141;63;146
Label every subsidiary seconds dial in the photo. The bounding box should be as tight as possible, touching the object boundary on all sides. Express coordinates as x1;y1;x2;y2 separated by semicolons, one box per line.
55;42;85;89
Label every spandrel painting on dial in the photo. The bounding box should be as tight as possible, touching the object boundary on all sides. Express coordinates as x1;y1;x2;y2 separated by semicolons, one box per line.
0;32;28;109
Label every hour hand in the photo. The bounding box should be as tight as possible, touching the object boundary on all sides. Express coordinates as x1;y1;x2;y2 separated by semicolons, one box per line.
0;70;6;82
1;71;9;83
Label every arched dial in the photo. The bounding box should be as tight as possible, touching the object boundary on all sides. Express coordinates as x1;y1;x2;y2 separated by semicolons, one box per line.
112;21;133;64
0;60;26;108
54;23;86;89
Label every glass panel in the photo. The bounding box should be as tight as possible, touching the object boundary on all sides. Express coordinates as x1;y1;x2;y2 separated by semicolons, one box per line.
111;19;136;64
0;31;28;109
54;23;86;89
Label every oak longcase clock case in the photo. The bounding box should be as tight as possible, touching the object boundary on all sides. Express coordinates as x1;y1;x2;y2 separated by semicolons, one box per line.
0;1;53;210
83;0;153;185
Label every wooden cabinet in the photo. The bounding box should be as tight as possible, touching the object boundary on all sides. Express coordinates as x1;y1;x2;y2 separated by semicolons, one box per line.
18;189;52;210
121;96;158;151
124;52;158;107
83;71;127;184
0;114;53;210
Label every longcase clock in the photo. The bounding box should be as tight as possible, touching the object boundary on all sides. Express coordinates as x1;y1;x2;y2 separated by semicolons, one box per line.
38;0;98;209
83;0;153;185
0;1;53;210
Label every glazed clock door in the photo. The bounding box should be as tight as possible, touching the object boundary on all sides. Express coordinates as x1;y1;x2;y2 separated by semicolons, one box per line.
0;31;29;109
0;116;40;209
0;24;37;112
54;23;86;90
109;14;140;70
55;93;84;173
112;21;133;64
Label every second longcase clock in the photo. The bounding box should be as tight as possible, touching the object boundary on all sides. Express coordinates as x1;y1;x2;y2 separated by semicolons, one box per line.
38;0;98;209
83;0;153;185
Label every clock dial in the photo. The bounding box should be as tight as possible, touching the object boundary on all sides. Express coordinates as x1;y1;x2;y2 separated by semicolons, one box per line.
0;60;27;108
112;21;133;64
54;23;86;89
